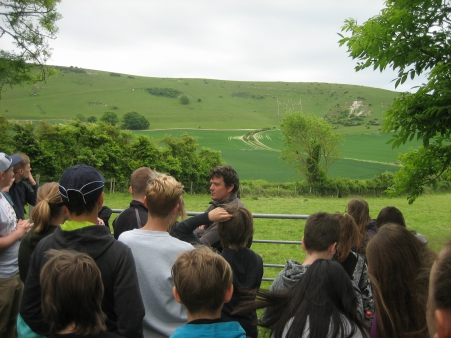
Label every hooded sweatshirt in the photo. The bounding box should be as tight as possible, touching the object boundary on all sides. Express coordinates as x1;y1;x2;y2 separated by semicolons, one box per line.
269;259;310;294
19;223;145;338
170;320;246;338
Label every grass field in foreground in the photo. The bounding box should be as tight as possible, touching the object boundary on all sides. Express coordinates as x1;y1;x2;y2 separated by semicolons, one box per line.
104;192;451;290
105;192;449;337
135;129;422;181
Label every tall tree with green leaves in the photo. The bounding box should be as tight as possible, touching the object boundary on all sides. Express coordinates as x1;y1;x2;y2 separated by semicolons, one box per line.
280;111;341;184
339;0;451;203
0;0;61;98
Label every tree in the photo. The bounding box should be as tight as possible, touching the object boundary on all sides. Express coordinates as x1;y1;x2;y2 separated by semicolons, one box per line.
180;95;189;105
100;111;119;126
121;111;150;130
280;111;341;184
339;0;451;203
0;0;61;97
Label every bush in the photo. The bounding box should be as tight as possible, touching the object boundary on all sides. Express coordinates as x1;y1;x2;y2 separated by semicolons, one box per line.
100;111;119;126
180;95;189;105
121;112;150;130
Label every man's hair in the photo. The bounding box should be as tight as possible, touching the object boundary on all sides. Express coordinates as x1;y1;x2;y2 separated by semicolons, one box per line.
303;212;340;252
218;206;253;250
146;174;183;218
131;167;157;198
40;249;106;335
375;206;406;228
172;246;232;315
210;165;239;193
12;152;30;173
65;191;100;216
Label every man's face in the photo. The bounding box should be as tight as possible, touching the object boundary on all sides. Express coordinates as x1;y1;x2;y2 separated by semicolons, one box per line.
210;176;233;202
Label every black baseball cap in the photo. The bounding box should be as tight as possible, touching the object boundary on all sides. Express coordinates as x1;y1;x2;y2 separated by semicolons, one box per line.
59;165;105;204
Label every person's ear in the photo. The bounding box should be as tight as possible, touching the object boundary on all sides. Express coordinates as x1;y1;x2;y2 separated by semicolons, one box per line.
98;192;104;208
143;196;148;208
436;309;451;338
173;203;180;215
328;242;337;257
226;184;234;193
129;186;133;195
224;284;234;303
301;237;307;251
173;286;182;305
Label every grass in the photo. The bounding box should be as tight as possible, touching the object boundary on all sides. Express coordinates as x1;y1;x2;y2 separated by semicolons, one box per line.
105;192;451;289
2;67;398;130
134;129;421;181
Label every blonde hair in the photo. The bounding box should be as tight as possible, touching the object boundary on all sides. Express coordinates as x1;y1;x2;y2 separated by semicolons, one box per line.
31;182;64;233
172;246;232;315
146;174;183;218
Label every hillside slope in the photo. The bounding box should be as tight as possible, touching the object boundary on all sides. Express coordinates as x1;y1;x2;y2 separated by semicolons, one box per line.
1;67;398;132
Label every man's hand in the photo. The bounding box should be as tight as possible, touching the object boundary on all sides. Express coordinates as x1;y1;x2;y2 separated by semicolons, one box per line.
28;172;37;186
208;207;233;222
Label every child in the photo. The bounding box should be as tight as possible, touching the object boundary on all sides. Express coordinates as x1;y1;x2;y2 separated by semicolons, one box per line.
40;249;122;338
118;174;194;337
218;206;263;338
270;212;340;293
170;246;246;338
427;241;451;338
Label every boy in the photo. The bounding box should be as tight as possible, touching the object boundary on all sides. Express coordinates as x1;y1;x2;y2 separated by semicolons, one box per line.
113;167;157;239
0;152;31;338
9;153;39;220
40;249;121;338
218;206;263;338
119;174;194;338
270;212;340;293
171;246;246;338
20;164;145;338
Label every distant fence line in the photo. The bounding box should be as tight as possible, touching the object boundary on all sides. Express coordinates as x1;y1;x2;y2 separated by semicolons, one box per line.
111;209;307;282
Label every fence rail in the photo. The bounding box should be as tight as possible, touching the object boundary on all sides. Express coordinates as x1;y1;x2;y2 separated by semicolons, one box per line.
111;209;306;282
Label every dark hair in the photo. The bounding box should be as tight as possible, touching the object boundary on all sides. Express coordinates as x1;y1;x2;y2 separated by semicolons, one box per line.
31;182;65;233
218;206;253;250
40;249;106;335
366;224;436;338
131;167;157;197
334;213;361;262
12;152;30;173
240;259;366;338
65;191;100;216
432;241;451;310
172;246;232;315
304;212;340;252
347;199;371;254
375;206;406;228
210;165;239;193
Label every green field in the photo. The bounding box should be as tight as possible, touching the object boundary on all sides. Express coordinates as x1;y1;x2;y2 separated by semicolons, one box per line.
1;67;398;130
1;67;419;181
104;192;451;286
134;129;421;181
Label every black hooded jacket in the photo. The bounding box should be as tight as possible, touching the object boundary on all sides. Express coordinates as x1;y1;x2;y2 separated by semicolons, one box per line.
20;225;145;338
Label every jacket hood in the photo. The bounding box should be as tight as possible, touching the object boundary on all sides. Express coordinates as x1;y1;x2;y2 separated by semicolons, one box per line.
51;225;116;260
281;259;309;288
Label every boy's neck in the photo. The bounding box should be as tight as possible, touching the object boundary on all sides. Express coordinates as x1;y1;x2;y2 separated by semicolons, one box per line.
69;211;98;225
187;308;222;323
303;250;332;265
141;215;172;232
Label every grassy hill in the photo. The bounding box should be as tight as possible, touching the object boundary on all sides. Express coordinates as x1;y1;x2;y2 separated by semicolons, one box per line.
1;66;398;132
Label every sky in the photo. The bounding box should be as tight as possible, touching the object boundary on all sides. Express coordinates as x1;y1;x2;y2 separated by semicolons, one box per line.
2;1;427;92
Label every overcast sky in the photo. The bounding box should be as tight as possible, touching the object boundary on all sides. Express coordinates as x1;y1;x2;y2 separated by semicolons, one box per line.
3;1;427;92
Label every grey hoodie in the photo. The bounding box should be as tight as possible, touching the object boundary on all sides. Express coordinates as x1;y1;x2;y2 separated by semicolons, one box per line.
270;259;310;293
